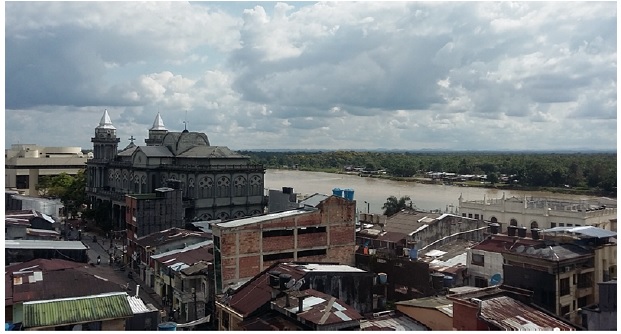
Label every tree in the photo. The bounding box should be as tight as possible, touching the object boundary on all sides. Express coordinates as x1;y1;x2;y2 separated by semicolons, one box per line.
487;172;499;185
382;195;412;217
36;171;89;218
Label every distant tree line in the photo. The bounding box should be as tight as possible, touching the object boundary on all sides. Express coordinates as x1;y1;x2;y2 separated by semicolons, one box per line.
241;151;617;194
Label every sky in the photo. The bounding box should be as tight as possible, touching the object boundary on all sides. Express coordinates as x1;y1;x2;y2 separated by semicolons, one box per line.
4;1;618;152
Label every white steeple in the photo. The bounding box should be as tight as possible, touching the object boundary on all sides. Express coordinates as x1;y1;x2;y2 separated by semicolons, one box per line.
150;112;167;131
97;109;116;130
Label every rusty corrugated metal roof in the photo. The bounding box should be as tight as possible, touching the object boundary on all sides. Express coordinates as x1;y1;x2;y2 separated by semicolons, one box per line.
271;289;363;326
22;292;133;328
226;263;306;317
480;296;576;330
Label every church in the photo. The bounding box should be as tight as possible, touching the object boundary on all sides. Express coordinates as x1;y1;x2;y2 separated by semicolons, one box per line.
86;110;266;229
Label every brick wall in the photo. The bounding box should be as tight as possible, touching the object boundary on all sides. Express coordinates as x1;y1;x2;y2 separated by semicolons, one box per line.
329;225;355;245
327;245;356;266
238;231;260;254
222;258;237;282
297;232;327;248
239;255;260;278
221;234;237;256
263;235;295;252
297;212;322;226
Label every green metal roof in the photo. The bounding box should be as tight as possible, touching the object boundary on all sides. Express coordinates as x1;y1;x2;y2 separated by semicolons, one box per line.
23;292;133;328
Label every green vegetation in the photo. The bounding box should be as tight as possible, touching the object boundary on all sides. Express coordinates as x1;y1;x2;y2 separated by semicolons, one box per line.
241;151;617;197
37;170;88;218
382;195;413;216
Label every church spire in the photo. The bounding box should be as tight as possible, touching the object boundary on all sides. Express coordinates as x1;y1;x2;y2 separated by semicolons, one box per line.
97;109;116;130
150;112;167;131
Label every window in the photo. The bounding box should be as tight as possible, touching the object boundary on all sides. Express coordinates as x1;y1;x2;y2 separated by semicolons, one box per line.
471;254;485;266
551;222;557;228
263;252;294;262
531;221;538;229
490;217;498;223
577;273;592;288
262;229;294;238
566;223;572;227
577;296;588;308
559;223;565;227
298;249;327;258
221;310;230;330
510;219;518;226
561;305;570;317
462;213;467;217
297;226;326;235
560;278;570;296
474;214;480;220
468;213;473;218
474;276;488;288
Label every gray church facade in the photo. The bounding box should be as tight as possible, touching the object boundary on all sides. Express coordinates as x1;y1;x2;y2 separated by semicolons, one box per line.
86;110;266;229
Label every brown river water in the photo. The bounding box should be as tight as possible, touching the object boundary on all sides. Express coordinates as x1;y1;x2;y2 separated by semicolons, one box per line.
265;170;612;214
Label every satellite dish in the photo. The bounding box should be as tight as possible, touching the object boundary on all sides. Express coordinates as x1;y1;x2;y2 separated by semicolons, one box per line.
490;273;502;286
526;247;536;255
516;245;525;253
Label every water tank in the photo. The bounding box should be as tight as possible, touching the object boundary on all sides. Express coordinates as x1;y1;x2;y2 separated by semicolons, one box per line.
343;188;354;201
332;188;343;197
531;228;541;240
158;322;177;331
378;273;388;285
507;225;517;237
268;271;281;287
282;187;294;194
517;226;527;238
279;274;292;290
489;223;500;234
409;248;418;260
431;273;444;290
443;275;454;288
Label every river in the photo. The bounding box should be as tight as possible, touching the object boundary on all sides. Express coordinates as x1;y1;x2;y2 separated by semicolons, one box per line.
265;170;612;214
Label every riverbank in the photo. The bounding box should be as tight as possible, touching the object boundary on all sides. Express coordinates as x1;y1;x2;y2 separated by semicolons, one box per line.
274;168;615;198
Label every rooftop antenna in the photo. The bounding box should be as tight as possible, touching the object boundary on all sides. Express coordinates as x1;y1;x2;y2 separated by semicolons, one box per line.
183;110;188;132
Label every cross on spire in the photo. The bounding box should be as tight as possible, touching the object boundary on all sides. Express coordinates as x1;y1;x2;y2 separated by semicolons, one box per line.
128;135;136;144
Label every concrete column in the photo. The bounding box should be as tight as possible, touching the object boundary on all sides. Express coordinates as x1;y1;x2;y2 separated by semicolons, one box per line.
28;168;40;196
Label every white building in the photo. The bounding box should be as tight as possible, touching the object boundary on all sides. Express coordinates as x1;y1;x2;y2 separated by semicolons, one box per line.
5;144;91;196
458;194;617;231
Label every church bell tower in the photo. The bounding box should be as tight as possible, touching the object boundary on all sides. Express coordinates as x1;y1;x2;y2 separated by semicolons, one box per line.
91;109;120;160
145;112;168;146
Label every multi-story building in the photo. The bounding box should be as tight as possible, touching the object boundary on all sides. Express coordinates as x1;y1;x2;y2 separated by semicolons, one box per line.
5;144;90;196
85;110;265;229
211;195;356;293
501;226;616;325
459;194;617;231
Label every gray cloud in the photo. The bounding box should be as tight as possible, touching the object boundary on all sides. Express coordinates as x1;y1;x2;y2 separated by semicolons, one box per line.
4;1;617;151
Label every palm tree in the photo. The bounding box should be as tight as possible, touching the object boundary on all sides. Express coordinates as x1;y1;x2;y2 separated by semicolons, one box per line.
382;195;412;216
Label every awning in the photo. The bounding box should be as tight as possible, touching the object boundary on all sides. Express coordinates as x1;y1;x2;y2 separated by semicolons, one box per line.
175;315;211;328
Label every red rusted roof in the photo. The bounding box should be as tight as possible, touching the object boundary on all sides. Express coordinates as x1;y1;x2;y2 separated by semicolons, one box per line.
226;263;306;317
480;296;576;330
271;289;363;326
136;227;210;248
9;267;126;305
472;235;542;253
152;245;213;267
239;311;304;330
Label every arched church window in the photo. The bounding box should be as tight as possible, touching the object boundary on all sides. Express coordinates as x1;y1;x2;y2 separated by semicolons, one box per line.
188;178;195;198
234;176;247;197
490;217;498;223
217;176;230;197
199;177;214;198
216;212;229;220
141;176;147;194
249;175;262;196
530;221;538;229
510;218;518;226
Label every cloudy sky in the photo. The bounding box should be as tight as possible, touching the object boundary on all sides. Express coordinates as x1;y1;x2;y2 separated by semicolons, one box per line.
4;1;617;151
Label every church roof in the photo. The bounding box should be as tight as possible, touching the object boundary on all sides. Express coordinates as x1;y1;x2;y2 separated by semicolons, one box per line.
118;144;138;157
150;112;167;131
177;146;245;158
96;109;116;130
137;146;174;157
